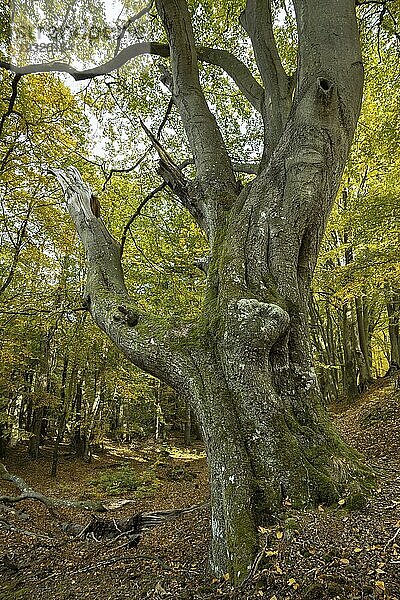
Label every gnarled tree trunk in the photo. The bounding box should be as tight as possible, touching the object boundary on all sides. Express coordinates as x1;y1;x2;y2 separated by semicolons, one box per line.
48;0;374;584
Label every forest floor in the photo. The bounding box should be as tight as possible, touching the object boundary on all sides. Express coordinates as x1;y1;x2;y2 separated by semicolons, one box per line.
1;377;400;600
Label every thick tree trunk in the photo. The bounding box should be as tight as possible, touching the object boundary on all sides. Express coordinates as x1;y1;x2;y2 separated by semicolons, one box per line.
50;0;375;583
184;195;373;578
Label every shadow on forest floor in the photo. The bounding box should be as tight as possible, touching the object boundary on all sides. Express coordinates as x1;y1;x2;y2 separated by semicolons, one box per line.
1;378;400;599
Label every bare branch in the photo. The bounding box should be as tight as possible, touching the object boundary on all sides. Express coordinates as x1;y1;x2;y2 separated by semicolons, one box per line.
140;119;209;233
102;147;151;191
0;43;169;79
0;462;106;512
0;74;21;137
120;182;166;257
50;166;197;392
0;200;33;296
0;43;263;114
114;1;154;56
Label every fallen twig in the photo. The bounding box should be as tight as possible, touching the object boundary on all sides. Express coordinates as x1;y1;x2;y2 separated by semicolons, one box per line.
0;518;54;541
384;527;400;549
40;553;190;582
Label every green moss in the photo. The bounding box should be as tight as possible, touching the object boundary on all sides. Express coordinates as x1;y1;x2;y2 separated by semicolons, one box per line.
284;517;298;530
221;481;260;584
253;483;281;522
344;491;368;510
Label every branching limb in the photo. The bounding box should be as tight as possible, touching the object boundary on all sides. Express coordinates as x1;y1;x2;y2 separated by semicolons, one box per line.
119;155;257;259
0;74;21;137
0;199;33;296
50;166;197;392
178;157;259;176
139;119;209;234
240;0;291;159
195;46;264;112
114;1;154;56
155;0;237;207
0;43;263;114
120;182;167;257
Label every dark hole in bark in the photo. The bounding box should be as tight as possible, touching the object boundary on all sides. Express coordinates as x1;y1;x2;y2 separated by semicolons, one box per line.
318;77;333;93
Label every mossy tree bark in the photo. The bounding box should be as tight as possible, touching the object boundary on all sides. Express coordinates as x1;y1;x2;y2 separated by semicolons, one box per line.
43;0;374;584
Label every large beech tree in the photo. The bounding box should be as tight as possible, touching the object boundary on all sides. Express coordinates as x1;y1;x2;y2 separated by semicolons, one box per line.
2;0;376;582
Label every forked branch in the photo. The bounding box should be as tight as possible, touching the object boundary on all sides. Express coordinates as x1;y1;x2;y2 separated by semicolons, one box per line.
50;166;196;392
241;0;291;158
0;44;263;112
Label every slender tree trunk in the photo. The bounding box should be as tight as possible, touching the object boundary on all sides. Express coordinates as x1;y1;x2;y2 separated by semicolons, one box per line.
51;356;69;478
184;400;191;446
386;290;400;367
355;297;371;369
72;379;87;459
0;423;8;459
28;407;43;459
342;303;358;399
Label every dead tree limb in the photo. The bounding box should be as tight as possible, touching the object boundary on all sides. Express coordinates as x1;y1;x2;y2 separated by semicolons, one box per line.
0;463;106;512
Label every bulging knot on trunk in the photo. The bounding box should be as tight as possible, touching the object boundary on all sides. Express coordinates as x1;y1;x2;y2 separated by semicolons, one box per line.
227;298;289;350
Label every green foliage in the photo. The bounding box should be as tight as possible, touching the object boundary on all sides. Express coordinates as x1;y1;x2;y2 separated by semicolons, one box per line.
89;464;160;497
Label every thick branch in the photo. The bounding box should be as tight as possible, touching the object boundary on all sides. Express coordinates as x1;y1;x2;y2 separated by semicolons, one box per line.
293;0;364;137
196;46;264;111
0;44;262;112
51;167;195;393
241;0;291;158
0;43;169;79
155;0;237;205
139;119;210;234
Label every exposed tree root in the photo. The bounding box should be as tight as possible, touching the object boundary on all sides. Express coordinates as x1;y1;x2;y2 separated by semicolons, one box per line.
61;503;208;547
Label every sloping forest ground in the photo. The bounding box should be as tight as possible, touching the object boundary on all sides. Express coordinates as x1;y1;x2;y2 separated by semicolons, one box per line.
1;377;400;600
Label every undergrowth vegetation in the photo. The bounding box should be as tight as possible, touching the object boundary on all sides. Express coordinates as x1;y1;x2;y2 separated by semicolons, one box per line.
89;465;160;497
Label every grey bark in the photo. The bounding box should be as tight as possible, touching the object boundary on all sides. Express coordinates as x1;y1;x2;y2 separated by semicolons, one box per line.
355;296;373;386
342;302;361;399
48;0;373;584
51;356;69;478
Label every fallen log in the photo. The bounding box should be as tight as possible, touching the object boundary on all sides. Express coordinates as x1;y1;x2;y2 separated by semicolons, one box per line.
1;462;208;549
0;462;106;512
